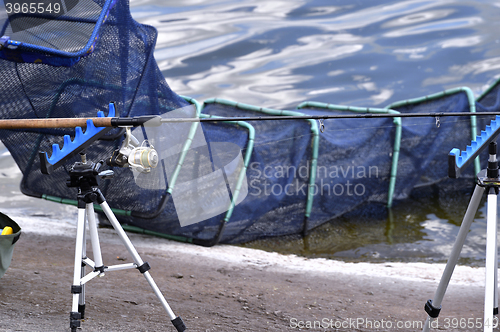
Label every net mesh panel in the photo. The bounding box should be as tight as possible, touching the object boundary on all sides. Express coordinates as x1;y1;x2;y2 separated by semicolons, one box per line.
0;0;188;217
201;104;312;243
296;108;395;231
1;0;104;53
477;83;500;132
0;0;500;244
390;91;480;198
475;82;500;178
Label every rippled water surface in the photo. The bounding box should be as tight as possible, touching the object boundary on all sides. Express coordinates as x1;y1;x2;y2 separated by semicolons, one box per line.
3;0;500;264
131;0;500;109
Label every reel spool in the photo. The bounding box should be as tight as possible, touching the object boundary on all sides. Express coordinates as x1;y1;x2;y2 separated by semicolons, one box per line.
128;144;159;173
107;127;158;173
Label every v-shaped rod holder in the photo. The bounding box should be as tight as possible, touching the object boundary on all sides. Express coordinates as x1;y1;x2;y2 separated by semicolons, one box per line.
39;103;116;175
449;115;500;178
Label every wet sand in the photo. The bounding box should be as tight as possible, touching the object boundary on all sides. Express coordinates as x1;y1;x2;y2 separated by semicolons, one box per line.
0;217;487;331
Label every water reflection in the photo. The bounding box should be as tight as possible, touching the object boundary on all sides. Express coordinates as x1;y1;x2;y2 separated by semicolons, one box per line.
130;0;500;109
384;17;483;38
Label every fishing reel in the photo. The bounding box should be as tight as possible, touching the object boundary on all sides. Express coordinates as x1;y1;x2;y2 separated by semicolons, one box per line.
107;127;158;173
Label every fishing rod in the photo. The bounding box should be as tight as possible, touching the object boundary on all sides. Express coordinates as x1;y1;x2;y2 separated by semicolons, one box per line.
1;111;500;129
3;101;497;176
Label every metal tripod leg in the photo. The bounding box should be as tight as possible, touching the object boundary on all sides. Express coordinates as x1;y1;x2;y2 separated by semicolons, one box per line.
423;185;485;332
99;200;186;332
78;211;87;319
70;207;87;331
484;189;498;332
495;239;499;316
86;203;104;271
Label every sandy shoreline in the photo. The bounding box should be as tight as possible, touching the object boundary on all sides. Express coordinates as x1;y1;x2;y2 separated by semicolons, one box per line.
0;215;488;331
16;214;487;285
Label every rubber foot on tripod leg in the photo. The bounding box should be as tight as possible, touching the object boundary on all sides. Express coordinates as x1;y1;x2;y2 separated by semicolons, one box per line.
70;311;81;329
78;304;86;319
172;316;186;331
424;299;441;318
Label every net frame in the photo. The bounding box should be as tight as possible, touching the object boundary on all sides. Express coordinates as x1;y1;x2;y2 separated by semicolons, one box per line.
0;0;117;66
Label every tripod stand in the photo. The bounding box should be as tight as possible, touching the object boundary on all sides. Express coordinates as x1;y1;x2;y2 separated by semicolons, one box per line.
423;142;500;332
65;153;186;332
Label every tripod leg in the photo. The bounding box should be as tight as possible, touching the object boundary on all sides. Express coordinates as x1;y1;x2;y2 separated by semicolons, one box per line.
70;207;87;331
485;189;498;332
86;203;104;271
423;185;485;331
99;201;186;332
79;213;87;319
495;231;498;317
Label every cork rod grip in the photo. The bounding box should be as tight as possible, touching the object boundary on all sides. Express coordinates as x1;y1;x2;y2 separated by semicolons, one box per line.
0;117;114;129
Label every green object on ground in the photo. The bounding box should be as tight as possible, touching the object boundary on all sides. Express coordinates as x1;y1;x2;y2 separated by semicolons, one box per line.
0;212;21;279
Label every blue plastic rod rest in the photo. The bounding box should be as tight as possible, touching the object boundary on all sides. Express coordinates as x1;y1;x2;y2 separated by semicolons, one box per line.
449;115;500;178
39;103;116;175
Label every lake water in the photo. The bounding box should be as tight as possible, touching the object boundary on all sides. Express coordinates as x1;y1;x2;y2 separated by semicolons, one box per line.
3;0;500;264
132;0;500;109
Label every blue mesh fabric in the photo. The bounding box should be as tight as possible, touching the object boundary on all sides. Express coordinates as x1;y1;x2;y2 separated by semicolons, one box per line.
0;1;499;244
202;103;312;243
122;86;500;244
0;0;188;215
297;108;395;231
391;91;481;198
114;103;313;244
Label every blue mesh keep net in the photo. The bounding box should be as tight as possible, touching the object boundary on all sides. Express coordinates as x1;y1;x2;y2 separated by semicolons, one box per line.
0;0;499;245
0;0;189;219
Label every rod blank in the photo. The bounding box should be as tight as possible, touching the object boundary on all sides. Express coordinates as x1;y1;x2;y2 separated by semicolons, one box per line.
1;111;500;129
